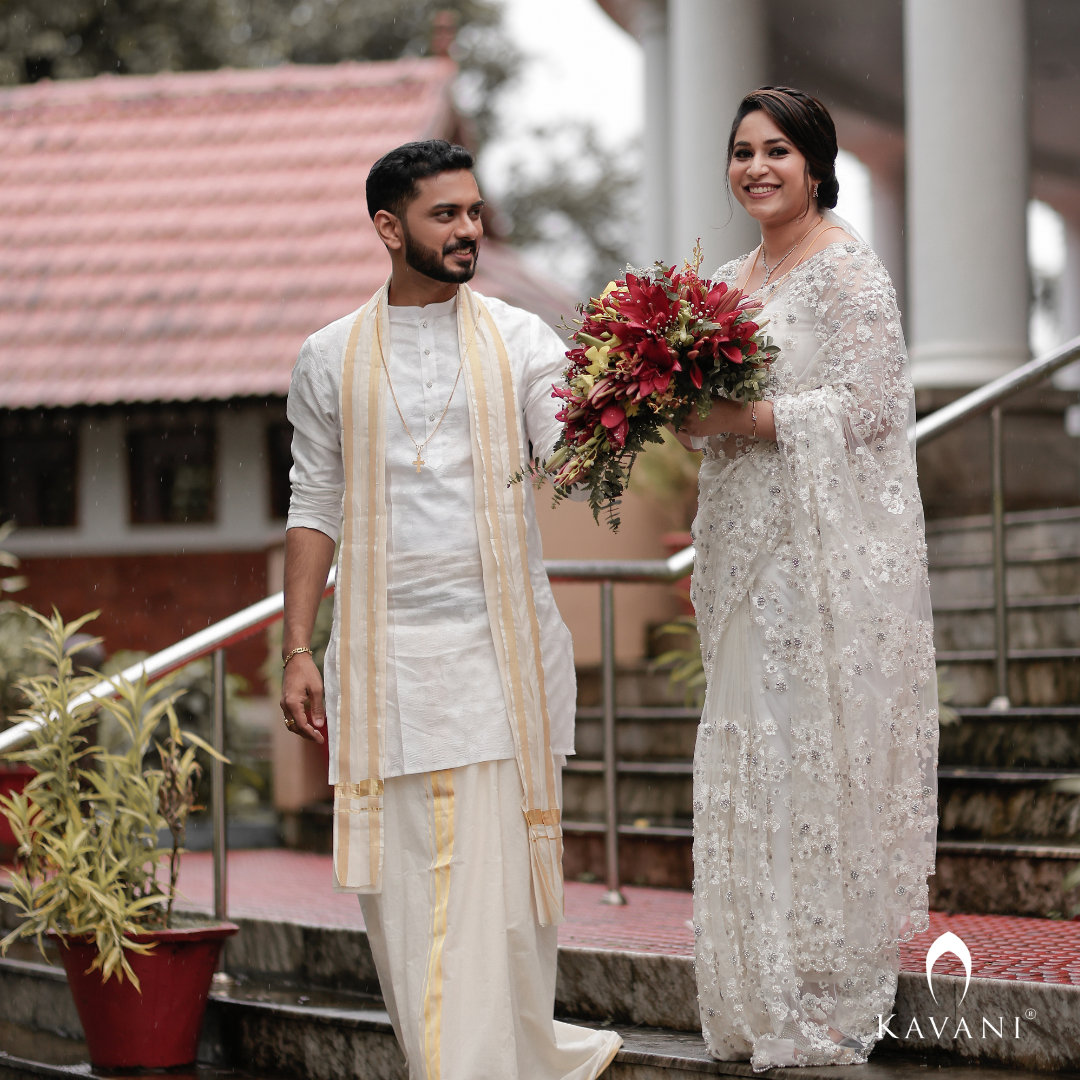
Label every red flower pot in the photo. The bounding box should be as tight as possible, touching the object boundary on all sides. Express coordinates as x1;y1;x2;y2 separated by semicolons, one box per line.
55;921;239;1068
0;764;35;850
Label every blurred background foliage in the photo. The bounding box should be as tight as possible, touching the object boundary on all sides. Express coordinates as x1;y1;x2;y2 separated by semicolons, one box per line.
0;604;45;729
497;121;638;300
99;650;261;814
0;0;636;293
1;520;260;810
0;521;39;730
627;428;700;529
0;0;516;144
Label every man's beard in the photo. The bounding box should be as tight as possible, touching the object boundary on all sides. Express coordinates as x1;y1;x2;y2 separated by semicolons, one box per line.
402;225;478;284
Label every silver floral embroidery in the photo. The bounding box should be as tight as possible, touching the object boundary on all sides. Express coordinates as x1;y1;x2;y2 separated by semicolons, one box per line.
690;240;938;1070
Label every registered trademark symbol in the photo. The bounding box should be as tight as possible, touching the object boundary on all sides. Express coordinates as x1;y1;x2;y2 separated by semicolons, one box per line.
1025;1009;1037;1021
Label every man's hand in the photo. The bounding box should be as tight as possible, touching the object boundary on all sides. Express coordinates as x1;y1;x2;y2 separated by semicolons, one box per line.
280;525;336;745
280;652;326;744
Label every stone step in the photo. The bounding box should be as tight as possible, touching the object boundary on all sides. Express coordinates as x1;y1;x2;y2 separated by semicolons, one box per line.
563;761;1080;829
3;933;1079;1075
924;511;1080;688
576;664;686;710
936;647;1080;663
933;607;1080;652
935;655;1080;707
561;828;1080;916
931;844;1080;917
8;1020;1076;1080
940;710;1080;768
934;595;1080;613
0;1021;257;1080
574;707;698;763
925;507;1080;562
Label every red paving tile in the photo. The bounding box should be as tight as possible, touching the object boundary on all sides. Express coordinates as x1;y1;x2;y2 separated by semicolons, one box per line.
165;849;1080;985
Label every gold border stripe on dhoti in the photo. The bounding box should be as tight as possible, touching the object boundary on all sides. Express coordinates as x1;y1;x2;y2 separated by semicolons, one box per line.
420;770;455;1080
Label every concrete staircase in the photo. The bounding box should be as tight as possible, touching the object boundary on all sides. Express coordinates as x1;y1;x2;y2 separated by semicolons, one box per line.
3;508;1080;1078
4;912;1080;1079
563;666;696;889
929;507;1080;916
564;507;1080;915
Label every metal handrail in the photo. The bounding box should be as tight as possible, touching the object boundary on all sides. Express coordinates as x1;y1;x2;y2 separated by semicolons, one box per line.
911;333;1080;447
0;575;339;756
913;332;1080;708
546;546;695;582
2;333;1077;906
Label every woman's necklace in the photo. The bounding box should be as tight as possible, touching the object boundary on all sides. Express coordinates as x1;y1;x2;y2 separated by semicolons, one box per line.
379;309;478;473
759;217;823;284
739;220;843;297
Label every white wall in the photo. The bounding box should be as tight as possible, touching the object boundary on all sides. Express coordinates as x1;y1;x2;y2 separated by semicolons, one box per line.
5;405;285;559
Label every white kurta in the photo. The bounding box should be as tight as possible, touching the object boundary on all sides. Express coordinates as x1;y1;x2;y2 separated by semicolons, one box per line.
287;290;622;1079
286;293;576;776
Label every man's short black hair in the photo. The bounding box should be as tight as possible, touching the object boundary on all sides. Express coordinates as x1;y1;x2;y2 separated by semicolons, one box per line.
366;140;476;220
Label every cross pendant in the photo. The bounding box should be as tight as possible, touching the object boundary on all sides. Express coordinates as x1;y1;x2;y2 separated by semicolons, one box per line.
413;452;425;473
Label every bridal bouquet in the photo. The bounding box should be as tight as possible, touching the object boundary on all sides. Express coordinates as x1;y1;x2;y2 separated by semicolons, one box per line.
528;246;777;529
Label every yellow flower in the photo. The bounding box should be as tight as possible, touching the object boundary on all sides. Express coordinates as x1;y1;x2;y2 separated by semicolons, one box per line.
584;343;611;374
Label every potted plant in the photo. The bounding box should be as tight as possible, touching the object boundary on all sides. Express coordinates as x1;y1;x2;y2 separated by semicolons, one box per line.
0;609;237;1069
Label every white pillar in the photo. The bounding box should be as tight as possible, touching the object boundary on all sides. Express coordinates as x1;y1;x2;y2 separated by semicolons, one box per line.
669;0;765;274
869;164;906;316
905;0;1029;388
217;407;271;543
1053;218;1080;390
79;413;128;547
637;0;671;266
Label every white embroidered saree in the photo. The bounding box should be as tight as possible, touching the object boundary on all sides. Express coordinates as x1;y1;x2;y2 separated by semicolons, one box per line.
690;240;938;1068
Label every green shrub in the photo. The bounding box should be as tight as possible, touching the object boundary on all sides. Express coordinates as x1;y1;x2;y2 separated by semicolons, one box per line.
0;610;225;987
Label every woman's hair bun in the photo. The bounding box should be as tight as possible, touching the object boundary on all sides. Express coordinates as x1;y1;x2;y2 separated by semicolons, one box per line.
816;173;840;210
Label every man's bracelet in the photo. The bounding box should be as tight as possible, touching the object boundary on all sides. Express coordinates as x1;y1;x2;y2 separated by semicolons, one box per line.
283;646;313;667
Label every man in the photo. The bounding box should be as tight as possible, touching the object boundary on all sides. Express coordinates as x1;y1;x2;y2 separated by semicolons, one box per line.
280;140;621;1080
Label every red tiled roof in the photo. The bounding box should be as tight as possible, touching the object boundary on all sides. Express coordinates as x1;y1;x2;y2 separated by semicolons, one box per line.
0;61;576;409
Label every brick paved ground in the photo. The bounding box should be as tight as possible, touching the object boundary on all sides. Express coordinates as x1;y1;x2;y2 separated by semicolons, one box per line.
167;849;1080;985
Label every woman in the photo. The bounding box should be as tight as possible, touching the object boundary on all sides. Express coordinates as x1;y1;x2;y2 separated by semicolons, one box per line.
679;87;938;1069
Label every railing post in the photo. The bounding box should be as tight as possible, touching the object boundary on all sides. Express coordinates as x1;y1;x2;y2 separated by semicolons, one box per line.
599;580;626;905
211;648;228;920
990;406;1010;710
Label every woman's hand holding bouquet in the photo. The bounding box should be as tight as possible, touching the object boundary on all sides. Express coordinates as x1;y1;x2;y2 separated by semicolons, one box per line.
522;245;777;530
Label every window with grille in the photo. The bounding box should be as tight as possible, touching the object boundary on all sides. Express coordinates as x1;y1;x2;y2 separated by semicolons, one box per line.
267;421;294;522
0;410;79;527
128;411;216;525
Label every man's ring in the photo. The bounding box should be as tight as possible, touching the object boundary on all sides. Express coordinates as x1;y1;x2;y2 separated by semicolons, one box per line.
284;716;296;731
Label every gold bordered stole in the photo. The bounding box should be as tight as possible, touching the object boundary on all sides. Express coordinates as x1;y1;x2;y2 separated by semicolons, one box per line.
332;294;389;893
331;282;564;925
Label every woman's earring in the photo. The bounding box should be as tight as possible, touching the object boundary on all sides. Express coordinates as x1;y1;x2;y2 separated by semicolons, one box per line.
812;183;820;200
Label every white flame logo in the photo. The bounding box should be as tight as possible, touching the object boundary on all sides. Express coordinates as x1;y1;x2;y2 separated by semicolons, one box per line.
925;931;972;1005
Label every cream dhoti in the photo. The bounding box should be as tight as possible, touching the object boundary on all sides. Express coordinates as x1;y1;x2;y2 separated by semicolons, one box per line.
360;757;621;1080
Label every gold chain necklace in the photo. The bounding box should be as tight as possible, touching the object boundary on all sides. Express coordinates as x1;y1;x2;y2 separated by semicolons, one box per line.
379;304;479;473
739;220;842;297
759;217;821;284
